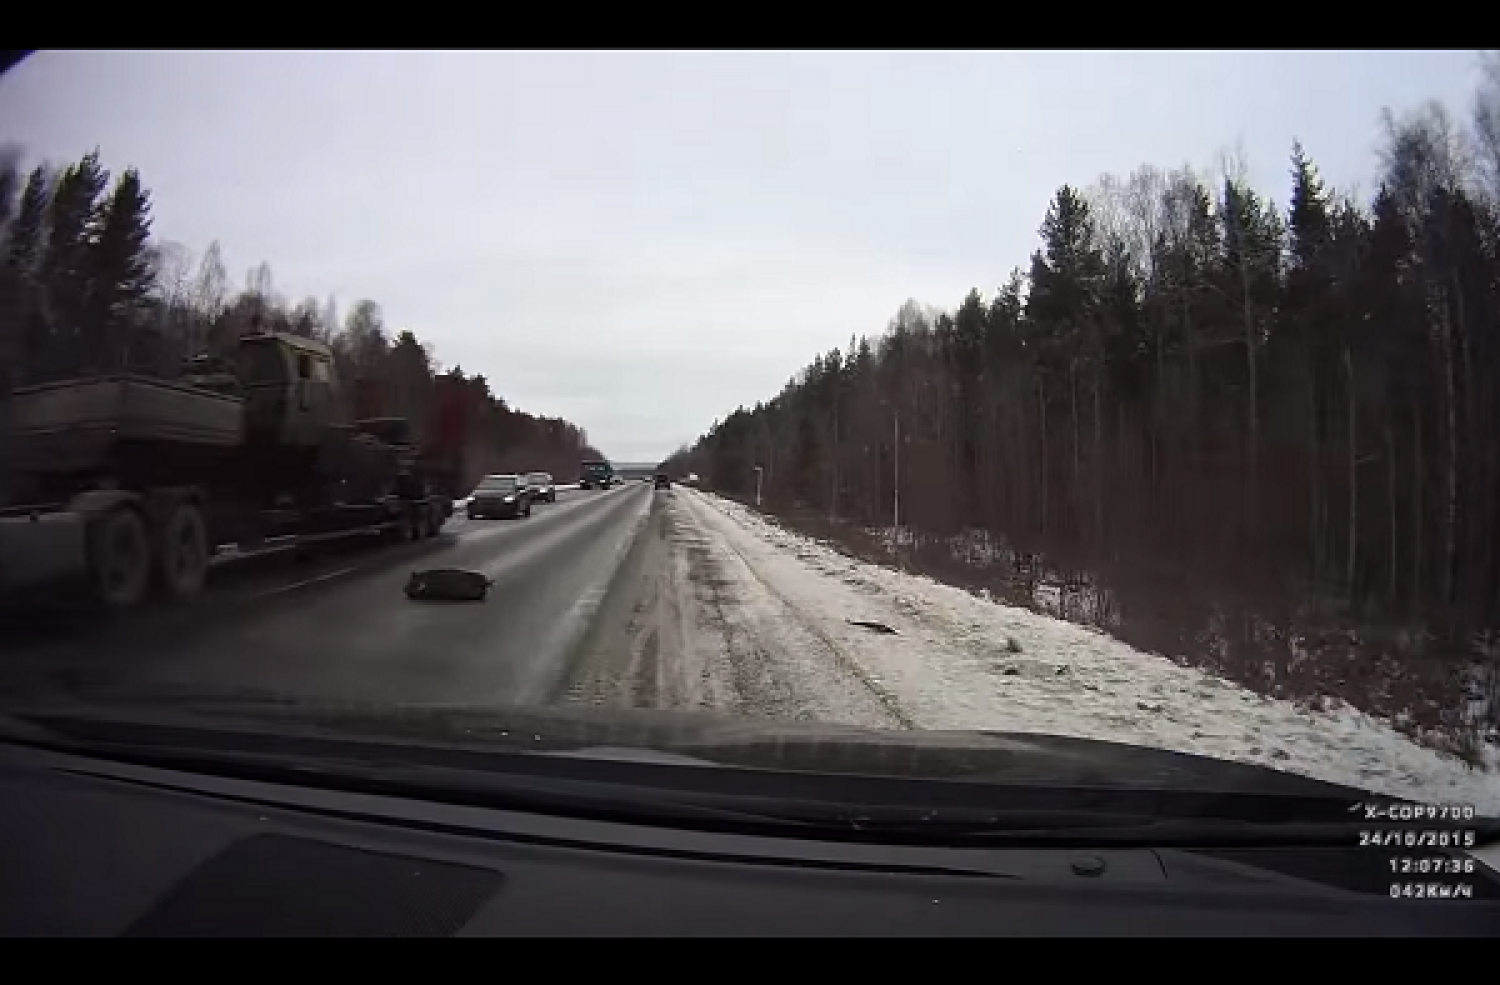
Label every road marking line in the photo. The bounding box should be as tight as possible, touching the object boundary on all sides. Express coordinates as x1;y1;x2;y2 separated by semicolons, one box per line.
247;565;361;600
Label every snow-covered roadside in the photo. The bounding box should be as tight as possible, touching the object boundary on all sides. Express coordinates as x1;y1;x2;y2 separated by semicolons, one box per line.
679;490;1500;813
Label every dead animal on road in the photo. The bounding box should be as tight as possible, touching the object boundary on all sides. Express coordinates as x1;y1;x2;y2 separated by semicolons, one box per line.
405;568;494;602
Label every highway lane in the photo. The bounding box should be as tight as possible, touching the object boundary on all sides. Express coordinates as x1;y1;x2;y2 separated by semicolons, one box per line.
0;483;654;711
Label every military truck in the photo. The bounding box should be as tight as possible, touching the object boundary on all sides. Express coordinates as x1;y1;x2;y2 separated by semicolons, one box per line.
0;331;447;611
578;459;614;490
351;415;455;522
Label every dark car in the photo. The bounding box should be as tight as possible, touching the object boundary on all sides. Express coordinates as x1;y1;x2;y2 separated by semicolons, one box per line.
654;473;671;490
524;471;556;503
466;474;531;519
579;460;613;489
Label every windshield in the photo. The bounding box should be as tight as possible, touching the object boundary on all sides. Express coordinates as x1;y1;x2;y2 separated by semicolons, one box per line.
1;50;1498;829
236;339;286;386
474;477;517;494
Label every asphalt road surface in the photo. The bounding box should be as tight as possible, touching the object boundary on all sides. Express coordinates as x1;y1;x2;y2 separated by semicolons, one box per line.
0;483;658;711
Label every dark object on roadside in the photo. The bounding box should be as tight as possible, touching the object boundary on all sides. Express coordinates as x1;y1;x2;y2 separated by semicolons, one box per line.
847;619;897;634
654;473;671;490
405;568;494;602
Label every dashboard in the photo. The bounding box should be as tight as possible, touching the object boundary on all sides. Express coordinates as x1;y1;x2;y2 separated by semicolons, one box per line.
3;739;1498;936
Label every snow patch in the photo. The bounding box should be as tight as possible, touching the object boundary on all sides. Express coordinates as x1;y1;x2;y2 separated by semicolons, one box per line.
684;490;1500;813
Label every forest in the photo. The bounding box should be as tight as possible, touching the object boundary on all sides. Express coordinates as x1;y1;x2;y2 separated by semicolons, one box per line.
0;148;602;490
666;59;1500;755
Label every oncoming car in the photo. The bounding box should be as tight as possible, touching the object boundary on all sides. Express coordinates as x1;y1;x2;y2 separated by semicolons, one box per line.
466;474;531;519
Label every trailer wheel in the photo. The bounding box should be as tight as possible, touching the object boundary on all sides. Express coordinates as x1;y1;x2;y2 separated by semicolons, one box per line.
157;502;209;600
87;506;153;611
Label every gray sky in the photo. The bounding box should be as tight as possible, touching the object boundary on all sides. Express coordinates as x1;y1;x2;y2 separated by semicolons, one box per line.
0;50;1484;462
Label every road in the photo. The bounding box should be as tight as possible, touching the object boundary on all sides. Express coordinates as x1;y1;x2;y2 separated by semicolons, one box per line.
3;480;1498;812
0;478;899;730
562;488;904;726
0;483;657;710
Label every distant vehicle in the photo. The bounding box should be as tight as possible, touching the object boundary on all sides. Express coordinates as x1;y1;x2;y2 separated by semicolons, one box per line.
466;474;531;519
579;460;613;490
654;473;671;490
525;471;556;503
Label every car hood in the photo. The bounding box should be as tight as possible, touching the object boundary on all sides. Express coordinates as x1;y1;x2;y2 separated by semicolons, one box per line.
0;691;1375;802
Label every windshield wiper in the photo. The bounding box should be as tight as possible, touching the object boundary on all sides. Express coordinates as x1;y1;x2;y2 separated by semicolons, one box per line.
61;742;1500;849
9;716;1495;851
0;723;1174;841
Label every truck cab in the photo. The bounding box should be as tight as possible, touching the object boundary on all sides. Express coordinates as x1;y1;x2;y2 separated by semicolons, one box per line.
234;333;343;446
579;460;613;490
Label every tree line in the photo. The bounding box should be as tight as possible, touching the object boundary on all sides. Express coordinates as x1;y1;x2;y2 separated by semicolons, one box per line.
668;57;1500;745
0;148;602;492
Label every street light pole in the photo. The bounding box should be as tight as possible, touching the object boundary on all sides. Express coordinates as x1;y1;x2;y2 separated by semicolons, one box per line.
892;412;900;529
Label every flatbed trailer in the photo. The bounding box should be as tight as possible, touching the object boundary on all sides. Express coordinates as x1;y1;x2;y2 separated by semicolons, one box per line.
0;484;445;609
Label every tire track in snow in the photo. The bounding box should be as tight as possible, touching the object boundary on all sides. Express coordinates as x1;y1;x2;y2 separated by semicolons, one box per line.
562;491;904;728
676;492;914;729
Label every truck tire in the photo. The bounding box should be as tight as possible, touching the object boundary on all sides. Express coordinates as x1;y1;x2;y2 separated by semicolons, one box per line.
87;506;153;611
157;501;209;601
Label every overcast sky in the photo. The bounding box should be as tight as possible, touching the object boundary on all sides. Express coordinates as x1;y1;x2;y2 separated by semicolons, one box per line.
0;50;1484;461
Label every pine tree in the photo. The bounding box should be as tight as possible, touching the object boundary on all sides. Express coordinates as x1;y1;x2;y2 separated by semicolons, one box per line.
0;151;20;230
87;167;157;364
40;150;109;369
5;166;49;275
